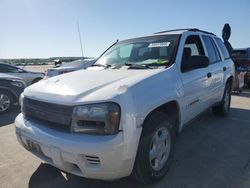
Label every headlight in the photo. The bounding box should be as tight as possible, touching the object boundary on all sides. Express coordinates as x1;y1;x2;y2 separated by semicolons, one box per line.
71;102;121;135
19;93;24;112
10;80;26;88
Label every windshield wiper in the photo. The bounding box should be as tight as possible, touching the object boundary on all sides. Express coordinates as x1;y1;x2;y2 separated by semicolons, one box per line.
124;62;153;69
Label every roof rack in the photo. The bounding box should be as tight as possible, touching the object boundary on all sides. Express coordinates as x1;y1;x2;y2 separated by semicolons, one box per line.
154;28;215;36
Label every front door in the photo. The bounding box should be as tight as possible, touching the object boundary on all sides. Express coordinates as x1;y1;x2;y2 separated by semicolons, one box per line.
180;35;212;123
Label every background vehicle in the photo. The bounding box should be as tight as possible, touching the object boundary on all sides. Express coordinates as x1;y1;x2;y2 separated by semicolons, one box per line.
232;48;250;87
45;58;95;78
0;74;26;113
15;29;234;184
0;62;44;86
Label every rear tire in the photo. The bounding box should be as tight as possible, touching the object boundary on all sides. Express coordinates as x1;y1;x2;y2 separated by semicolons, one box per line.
132;111;176;184
0;90;14;113
212;81;231;117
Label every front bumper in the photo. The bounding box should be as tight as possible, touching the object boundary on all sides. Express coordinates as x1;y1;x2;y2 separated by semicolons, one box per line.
15;114;134;180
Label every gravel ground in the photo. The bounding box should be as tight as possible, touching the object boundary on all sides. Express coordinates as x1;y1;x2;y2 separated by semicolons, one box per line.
0;84;250;187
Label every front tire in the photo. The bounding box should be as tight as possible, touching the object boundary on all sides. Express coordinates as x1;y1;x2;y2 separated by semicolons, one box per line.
0;90;14;113
212;81;232;117
132;111;176;184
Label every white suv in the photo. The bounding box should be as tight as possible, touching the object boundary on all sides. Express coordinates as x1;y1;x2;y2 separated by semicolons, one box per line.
15;29;234;184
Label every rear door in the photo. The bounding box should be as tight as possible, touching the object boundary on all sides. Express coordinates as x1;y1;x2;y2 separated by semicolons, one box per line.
214;38;232;101
201;35;224;104
180;35;212;123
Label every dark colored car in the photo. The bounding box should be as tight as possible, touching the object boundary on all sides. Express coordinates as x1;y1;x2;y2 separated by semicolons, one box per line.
0;73;26;113
0;62;44;86
231;48;250;87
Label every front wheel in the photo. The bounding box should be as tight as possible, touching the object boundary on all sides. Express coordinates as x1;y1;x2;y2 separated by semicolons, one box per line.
0;90;14;113
132;111;176;184
212;82;232;117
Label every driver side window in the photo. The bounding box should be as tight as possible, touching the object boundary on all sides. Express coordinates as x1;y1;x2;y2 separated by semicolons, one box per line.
181;35;205;72
0;64;18;73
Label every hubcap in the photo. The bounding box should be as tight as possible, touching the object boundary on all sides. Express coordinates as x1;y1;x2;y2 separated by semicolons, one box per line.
0;94;10;112
149;127;171;171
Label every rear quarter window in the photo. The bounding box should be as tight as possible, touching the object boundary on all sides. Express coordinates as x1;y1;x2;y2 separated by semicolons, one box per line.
214;38;230;60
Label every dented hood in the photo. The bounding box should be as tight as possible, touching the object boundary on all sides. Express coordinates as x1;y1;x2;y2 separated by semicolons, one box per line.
24;68;162;105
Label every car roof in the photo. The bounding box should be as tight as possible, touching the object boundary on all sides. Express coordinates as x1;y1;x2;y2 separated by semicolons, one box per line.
153;28;216;36
120;28;217;43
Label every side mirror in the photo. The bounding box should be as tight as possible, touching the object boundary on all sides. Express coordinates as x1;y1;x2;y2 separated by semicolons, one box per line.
185;55;209;70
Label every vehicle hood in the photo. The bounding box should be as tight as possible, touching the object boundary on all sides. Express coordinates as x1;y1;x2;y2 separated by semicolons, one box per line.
24;68;164;104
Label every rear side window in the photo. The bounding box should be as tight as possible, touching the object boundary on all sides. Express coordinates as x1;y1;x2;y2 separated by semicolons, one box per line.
210;38;222;62
202;36;218;64
202;36;221;63
0;64;18;73
214;38;230;60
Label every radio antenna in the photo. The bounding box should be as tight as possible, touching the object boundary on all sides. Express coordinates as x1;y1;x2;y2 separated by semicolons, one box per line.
77;21;85;67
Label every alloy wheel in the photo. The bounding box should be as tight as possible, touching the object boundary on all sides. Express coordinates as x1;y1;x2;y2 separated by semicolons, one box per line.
0;94;11;112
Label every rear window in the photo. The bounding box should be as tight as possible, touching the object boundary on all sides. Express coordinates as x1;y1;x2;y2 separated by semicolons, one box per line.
214;38;230;60
231;50;248;59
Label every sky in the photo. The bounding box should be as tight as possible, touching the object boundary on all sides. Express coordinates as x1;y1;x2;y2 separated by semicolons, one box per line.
0;0;250;59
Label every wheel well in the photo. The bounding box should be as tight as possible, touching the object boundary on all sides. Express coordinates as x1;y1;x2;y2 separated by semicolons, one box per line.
227;76;233;87
143;101;181;132
32;77;42;84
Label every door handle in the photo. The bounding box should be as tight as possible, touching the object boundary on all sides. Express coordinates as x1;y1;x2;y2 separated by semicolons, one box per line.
223;67;226;71
207;72;212;78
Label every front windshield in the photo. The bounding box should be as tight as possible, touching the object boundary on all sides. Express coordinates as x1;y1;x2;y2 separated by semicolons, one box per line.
95;35;179;67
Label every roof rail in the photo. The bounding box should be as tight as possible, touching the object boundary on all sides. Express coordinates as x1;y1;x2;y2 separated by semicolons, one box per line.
154;28;215;36
188;28;216;36
154;28;193;34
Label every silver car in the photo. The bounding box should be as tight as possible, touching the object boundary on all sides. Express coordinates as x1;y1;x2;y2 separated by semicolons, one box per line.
0;62;44;86
46;59;95;78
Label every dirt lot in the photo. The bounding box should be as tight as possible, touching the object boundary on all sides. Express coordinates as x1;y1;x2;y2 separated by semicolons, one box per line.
0;75;250;187
22;65;53;73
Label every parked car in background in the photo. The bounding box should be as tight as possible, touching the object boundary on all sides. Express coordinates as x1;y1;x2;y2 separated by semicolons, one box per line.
0;62;44;86
232;48;250;87
15;29;234;184
0;74;26;113
45;58;95;78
